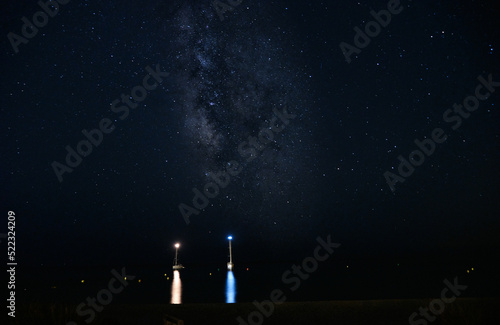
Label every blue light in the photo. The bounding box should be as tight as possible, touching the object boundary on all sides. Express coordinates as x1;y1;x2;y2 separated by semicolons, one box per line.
226;271;236;303
228;236;233;240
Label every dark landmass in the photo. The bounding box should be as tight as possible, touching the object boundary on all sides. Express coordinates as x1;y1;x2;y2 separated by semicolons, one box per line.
10;297;498;325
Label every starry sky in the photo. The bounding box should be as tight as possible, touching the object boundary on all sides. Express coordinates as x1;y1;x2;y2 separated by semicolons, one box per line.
1;0;499;273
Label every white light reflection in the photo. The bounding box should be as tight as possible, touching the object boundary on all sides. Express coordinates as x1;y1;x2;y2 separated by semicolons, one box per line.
170;270;182;304
226;270;236;303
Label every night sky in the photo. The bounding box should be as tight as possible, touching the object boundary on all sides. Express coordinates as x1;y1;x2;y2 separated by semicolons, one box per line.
1;0;499;279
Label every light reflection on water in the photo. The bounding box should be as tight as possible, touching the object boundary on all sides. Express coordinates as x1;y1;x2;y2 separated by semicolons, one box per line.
169;269;237;304
170;270;182;304
226;270;236;303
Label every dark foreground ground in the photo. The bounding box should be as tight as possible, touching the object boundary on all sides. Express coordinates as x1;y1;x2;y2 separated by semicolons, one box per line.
10;297;498;325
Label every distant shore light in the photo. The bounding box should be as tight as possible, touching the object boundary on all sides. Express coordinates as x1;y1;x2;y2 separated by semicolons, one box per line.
228;236;232;240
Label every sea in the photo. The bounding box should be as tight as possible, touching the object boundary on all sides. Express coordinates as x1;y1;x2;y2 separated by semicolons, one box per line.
18;261;494;305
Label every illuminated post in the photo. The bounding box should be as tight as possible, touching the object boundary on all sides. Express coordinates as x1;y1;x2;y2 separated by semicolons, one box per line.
227;236;233;270
173;243;184;270
174;243;180;266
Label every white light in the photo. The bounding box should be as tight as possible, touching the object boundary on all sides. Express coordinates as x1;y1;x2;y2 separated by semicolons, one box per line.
228;236;232;240
175;243;180;248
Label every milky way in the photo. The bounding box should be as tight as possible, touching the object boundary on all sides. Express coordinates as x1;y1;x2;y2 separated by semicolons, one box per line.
153;1;319;223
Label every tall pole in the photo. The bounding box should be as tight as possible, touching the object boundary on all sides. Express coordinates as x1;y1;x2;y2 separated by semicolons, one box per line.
227;236;233;270
174;243;180;265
